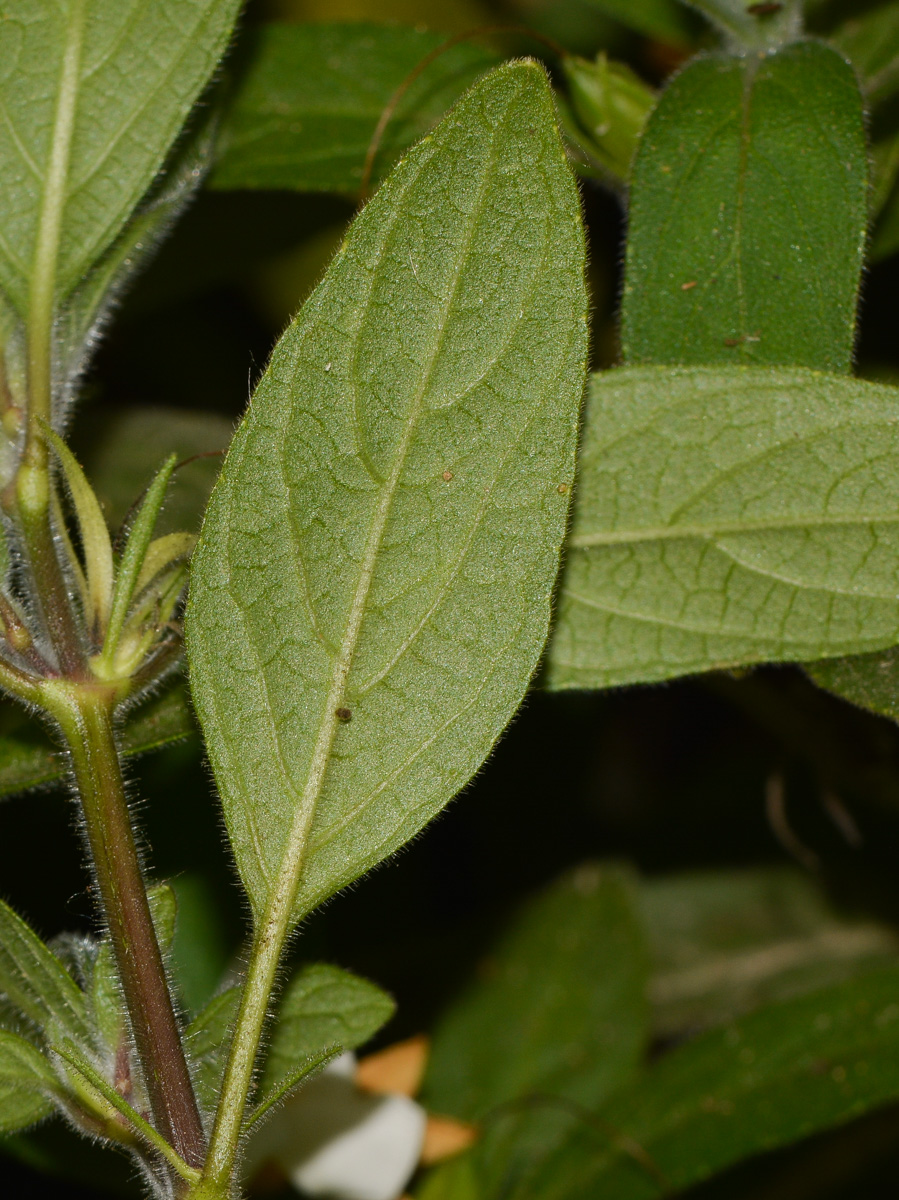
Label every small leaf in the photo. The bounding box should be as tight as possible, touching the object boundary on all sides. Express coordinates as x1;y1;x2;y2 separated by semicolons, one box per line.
546;366;899;691
512;966;899;1199
0;0;242;316
262;964;395;1099
621;42;867;374
561;54;655;183
0;1030;58;1134
42;425;114;632
0;899;91;1046
187;62;588;925
95;454;177;676
210;22;500;196
246;1046;339;1131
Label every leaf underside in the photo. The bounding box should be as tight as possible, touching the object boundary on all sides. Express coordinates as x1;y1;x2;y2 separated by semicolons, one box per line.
546;366;899;691
187;62;588;926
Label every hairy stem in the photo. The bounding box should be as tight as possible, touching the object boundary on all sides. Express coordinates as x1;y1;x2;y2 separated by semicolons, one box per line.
46;685;206;1177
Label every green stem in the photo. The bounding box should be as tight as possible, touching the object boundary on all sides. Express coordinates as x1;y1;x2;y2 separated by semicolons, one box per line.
45;685;206;1178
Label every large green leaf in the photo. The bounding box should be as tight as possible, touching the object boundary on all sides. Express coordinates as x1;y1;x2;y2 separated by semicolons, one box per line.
0;0;241;316
0;901;90;1047
546;366;899;691
642;867;899;1039
0;1031;58;1134
0;684;195;801
506;966;899;1199
262;964;394;1096
621;42;867;375
187;62;587;925
424;865;648;1121
210;22;499;196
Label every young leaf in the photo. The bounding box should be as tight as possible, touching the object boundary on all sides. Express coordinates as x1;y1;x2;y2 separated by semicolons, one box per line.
187;62;588;926
621;42;867;374
424;866;648;1122
210;22;500;196
246;1046;339;1131
510;966;899;1199
0;899;91;1046
0;0;242;317
546;366;899;691
262;964;394;1098
0;1030;58;1134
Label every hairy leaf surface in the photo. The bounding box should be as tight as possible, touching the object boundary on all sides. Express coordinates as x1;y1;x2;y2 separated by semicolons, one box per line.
187;62;587;924
0;901;90;1046
262;964;394;1095
0;0;241;315
621;43;866;374
547;366;899;690
211;22;499;195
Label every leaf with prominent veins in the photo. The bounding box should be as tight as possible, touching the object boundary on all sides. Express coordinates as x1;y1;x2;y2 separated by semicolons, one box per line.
187;61;587;925
546;366;899;691
0;0;241;317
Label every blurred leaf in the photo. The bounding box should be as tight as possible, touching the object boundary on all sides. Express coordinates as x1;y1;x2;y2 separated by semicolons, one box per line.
832;4;899;104
579;0;695;44
806;649;899;723
621;42;867;375
0;1031;58;1134
506;966;899;1199
546;366;899;690
262;964;394;1096
684;0;802;48
641;868;899;1038
187;63;587;925
185;987;239;1112
82;406;232;535
0;684;196;801
169;874;231;1016
0;901;90;1047
211;22;500;196
0;0;241;316
247;1046;338;1129
561;53;655;184
424;866;648;1119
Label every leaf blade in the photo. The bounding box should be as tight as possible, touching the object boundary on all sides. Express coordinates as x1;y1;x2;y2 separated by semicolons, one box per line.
546;365;899;690
0;1030;58;1134
187;62;588;923
621;42;867;375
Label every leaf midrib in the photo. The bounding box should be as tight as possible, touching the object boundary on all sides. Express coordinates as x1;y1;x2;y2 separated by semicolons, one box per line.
570;508;899;550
